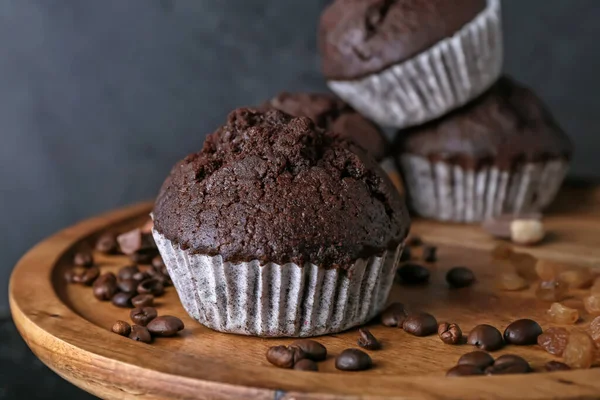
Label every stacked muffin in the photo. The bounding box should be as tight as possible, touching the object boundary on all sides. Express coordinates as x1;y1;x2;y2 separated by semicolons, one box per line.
319;0;572;222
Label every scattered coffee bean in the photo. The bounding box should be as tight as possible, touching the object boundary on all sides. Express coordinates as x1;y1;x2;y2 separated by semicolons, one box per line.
400;247;411;262
111;320;131;336
117;228;145;255
137;278;165;296
467;324;504;351
290;339;327;361
457;351;494;369
396;264;430;285
357;328;381;350
79;266;100;286
405;236;422;247
381;303;408;327
545;361;571;371
129;324;152;343
446;267;475;288
132;271;150;282
118;266;139;281
93;273;118;301
95;232;119;254
146;315;184;337
112;292;134;308
130;307;158;326
422;246;437;262
118;279;140;294
266;345;306;369
73;251;94;267
64;269;77;283
130;248;159;265
335;349;372;371
446;364;484;377
293;359;318;372
485;354;531;375
503;319;542;345
438;322;462;345
402;313;438;337
152;255;165;270
131;294;155;308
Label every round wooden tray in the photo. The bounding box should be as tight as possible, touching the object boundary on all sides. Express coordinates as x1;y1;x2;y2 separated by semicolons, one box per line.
9;186;600;400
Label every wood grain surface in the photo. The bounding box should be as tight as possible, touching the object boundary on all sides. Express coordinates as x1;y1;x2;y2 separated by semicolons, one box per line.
9;186;600;400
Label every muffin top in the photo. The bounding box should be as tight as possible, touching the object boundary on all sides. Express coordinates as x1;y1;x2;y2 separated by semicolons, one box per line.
154;108;409;269
263;92;389;161
396;77;572;169
319;0;486;80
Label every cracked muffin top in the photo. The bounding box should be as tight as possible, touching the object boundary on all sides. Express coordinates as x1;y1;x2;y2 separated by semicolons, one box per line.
153;108;409;269
319;0;486;80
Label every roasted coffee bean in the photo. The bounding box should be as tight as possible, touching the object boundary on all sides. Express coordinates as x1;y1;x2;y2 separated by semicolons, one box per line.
266;345;306;369
357;328;381;350
485;354;531;375
503;319;542;345
95;232;119;254
152;255;165;270
130;248;159;265
64;269;77;283
403;313;438;337
93;273;118;301
290;339;327;361
73;251;94;267
131;294;155;308
400;247;411;262
457;351;494;369
146;315;184;337
130;307;158;326
137;278;165;296
396;264;430;285
405;236;422;247
446;364;484;377
381;302;408;327
129;325;152;343
467;324;504;351
335;349;372;371
545;361;571;371
132;271;150;282
438;322;462;345
112;292;134;308
446;267;475;288
293;358;318;371
118;266;139;281
79;266;100;286
118;279;140;294
112;320;131;336
422;246;437;262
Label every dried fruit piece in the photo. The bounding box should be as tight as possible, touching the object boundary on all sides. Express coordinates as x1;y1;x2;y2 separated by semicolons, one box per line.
588;316;600;345
537;327;569;356
510;252;538;282
536;260;563;281
591;277;600;295
497;272;528;291
492;243;514;260
547;302;579;325
510;219;545;245
563;330;596;369
536;280;568;302
584;295;600;315
559;267;593;289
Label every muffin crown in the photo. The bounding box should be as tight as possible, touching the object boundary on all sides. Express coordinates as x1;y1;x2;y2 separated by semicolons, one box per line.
154;108;409;269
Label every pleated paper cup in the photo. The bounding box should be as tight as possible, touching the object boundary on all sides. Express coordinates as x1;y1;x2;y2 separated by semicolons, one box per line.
400;154;569;223
328;0;503;129
153;229;403;337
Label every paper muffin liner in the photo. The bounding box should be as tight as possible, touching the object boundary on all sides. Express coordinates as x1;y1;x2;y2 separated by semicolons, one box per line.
400;154;569;223
152;230;403;337
327;0;503;128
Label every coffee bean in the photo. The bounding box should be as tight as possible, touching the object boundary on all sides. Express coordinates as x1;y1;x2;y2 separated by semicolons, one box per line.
422;246;437;262
146;315;184;337
93;273;118;301
503;319;542;345
400;247;411;262
73;251;94;267
266;345;306;369
117;228;145;255
130;248;159;265
293;359;318;371
545;361;571;371
95;232;119;254
467;324;504;351
132;271;150;282
457;351;494;369
137;278;165;296
446;364;484;377
152;255;165;270
290;339;327;361
405;236;422;247
438;322;462;345
129;325;152;343
335;349;372;371
357;328;381;350
111;320;131;336
118;266;139;281
118;279;140;294
381;303;408;327
64;269;77;283
79;266;100;286
130;307;158;326
402;313;438;336
485;354;531;375
396;264;430;285
131;294;155;308
446;267;475;288
112;292;134;308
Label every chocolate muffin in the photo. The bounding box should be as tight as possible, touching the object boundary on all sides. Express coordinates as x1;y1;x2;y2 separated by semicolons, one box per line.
319;0;503;128
396;77;572;222
153;108;409;337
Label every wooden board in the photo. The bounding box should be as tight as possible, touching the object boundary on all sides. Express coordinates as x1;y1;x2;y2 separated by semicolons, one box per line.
9;185;600;400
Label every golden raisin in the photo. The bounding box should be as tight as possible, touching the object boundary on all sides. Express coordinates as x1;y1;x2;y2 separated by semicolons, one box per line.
584;295;600;315
497;272;528;291
563;330;595;369
547;302;579;324
491;243;514;260
591;278;600;295
536;260;563;281
537;327;569;356
536;280;568;302
589;316;600;345
559;268;593;289
510;252;538;282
